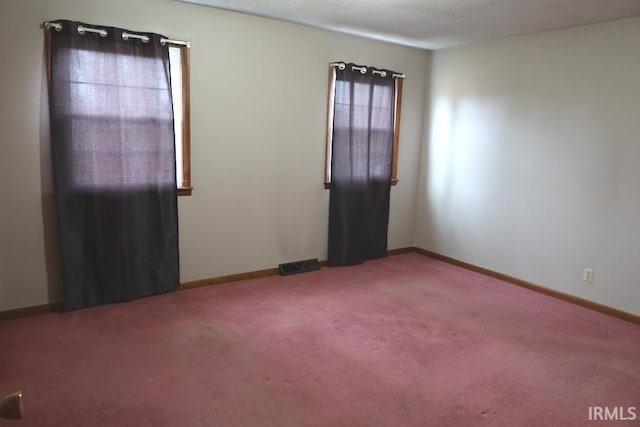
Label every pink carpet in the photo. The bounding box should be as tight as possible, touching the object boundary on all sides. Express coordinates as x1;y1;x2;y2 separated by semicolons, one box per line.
1;253;639;426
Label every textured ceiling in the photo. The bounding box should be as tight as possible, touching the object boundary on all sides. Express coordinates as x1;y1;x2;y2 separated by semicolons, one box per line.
179;0;640;49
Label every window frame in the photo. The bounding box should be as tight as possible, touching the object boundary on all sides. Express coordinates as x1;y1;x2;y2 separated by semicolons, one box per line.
169;44;192;196
323;66;403;189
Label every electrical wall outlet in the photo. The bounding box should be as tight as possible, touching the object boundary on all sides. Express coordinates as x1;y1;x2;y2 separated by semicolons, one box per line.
583;268;594;283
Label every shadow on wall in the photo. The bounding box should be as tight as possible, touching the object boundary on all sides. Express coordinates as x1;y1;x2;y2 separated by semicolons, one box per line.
39;43;62;304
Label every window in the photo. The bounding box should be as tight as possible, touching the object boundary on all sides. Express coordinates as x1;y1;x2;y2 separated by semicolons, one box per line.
168;45;192;196
324;63;404;189
45;23;191;195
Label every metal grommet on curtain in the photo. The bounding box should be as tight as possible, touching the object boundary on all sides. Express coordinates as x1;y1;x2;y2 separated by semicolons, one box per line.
45;22;63;31
48;22;62;32
77;25;107;37
338;63;346;70
122;32;150;43
351;65;368;74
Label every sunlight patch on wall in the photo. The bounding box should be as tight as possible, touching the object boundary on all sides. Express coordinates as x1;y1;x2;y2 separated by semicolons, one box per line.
428;95;507;210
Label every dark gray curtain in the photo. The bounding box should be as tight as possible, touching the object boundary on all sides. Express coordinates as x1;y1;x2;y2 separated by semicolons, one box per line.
328;64;395;266
48;20;179;310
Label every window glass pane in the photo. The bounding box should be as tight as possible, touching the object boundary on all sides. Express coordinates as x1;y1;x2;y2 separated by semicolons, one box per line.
68;49;172;119
325;66;402;187
169;47;184;188
333;81;393;131
62;47;174;190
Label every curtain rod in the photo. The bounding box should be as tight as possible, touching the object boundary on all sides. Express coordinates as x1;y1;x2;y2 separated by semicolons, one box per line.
44;21;190;47
329;62;405;79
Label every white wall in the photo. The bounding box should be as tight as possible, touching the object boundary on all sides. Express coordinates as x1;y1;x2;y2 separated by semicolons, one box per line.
0;0;430;311
416;17;640;315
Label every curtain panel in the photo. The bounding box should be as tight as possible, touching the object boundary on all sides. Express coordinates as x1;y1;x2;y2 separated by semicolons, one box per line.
328;63;395;266
47;20;180;310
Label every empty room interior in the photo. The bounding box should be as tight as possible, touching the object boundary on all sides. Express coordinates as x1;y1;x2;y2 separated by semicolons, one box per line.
1;0;640;425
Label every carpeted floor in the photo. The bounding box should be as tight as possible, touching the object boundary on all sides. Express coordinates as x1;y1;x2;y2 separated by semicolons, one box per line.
1;253;639;426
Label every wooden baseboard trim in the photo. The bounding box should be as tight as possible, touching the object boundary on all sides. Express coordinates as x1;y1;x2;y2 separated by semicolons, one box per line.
412;247;640;325
179;267;281;290
178;247;412;291
0;302;63;322
0;247;416;321
387;247;416;256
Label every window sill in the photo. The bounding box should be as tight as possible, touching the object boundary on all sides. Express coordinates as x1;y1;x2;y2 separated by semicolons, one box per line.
177;187;193;196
